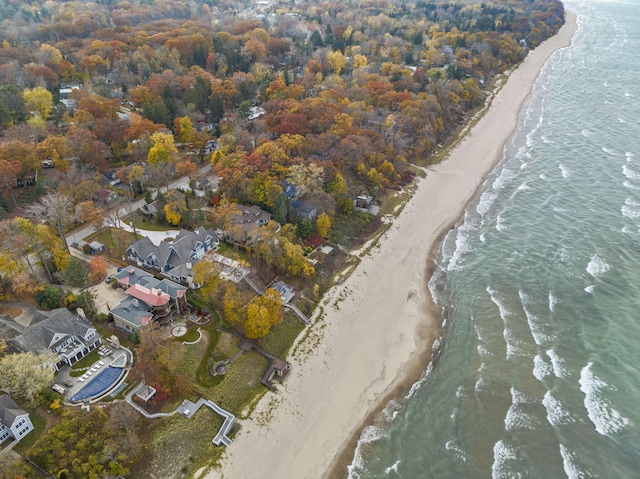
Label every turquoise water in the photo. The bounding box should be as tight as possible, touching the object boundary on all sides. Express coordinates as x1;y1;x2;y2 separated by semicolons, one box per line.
349;1;640;478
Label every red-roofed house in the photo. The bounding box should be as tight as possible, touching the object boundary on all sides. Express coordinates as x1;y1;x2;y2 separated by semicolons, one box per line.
109;267;187;333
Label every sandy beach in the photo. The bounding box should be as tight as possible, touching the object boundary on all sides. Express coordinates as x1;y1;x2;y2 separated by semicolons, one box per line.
206;12;577;479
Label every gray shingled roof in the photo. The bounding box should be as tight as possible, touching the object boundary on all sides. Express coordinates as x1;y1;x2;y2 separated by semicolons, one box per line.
110;296;152;329
8;308;96;355
113;266;153;286
0;394;27;429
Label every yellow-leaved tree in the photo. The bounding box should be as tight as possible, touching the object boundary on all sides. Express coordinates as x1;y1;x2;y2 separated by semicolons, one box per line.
147;132;177;165
245;288;283;339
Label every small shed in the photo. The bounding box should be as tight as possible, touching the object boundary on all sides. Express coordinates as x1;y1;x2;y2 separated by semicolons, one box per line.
89;241;105;254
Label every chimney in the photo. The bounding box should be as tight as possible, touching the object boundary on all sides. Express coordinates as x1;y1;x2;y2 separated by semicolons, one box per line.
186;261;192;270
132;298;139;307
76;308;86;318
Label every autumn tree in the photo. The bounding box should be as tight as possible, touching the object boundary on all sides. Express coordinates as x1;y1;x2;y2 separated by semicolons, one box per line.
147;131;178;165
245;288;283;339
0;351;56;404
23;86;53;127
316;212;332;239
26;193;75;253
0;159;21;207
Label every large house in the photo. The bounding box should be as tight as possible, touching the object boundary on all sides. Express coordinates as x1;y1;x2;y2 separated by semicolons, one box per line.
8;308;101;371
126;227;219;287
0;394;34;444
110;267;187;333
226;205;272;243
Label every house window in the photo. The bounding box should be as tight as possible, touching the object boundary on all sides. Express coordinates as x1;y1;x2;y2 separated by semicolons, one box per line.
16;419;25;428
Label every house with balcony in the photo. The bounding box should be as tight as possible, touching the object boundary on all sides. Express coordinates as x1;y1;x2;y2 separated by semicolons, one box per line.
8;308;101;371
0;394;34;444
110;267;187;333
126;227;219;288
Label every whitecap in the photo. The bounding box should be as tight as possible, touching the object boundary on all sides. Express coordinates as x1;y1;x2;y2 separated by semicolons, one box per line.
619;117;626;123
559;164;571;178
579;362;630;436
586;254;610;278
487;286;511;321
456;386;465;399
493;167;516;190
559;444;591;479
475;376;487;392
548;292;559;312
405;361;433;399
626;151;635;160
496;214;507;232
517;182;530;191
546;349;568;378
347;425;385;479
384;460;400;474
541;135;553;144
543;391;576;426
447;225;474;271
602;147;617;156
540;173;548;180
533;354;553;381
519;291;552;345
477;190;498;216
445;440;469;464
505;388;537;431
622;164;640;180
621;198;640;218
581;129;591;137
492;441;523;479
622;180;640;190
584;285;595;293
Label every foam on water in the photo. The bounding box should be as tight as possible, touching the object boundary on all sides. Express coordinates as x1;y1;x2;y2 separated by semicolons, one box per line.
384;460;400;474
622;164;640;179
602;147;617;156
505;388;537;431
517;182;530;191
546;349;568;378
543;391;576;426
496;214;507;232
622;180;640;190
520;292;550;345
487;286;511;321
559;445;591;479
584;285;595;293
548;292;559;312
491;441;523;479
559;164;571;178
347;425;385;479
533;354;553;381
445;440;469;464
581;129;592;137
447;226;473;271
586;254;610;278
476;190;498;216
579;362;630;436
405;362;433;399
493;167;516;189
621;197;640;218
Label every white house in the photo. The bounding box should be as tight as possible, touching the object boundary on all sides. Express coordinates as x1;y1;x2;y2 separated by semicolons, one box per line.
0;394;34;444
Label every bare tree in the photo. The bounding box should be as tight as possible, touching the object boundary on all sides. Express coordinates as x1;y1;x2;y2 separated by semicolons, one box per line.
26;192;74;253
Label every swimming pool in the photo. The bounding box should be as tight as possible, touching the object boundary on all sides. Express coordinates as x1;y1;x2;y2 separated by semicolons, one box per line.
70;366;125;402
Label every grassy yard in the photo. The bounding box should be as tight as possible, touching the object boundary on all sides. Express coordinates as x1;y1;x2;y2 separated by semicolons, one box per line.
13;410;46;454
68;349;101;377
128;213;176;232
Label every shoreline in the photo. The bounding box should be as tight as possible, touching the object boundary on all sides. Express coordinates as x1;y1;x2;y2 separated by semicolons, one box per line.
206;11;577;479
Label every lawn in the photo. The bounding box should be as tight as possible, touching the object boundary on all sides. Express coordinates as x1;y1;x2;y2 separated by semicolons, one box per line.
13;410;46;454
128;213;176;232
68;349;101;377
